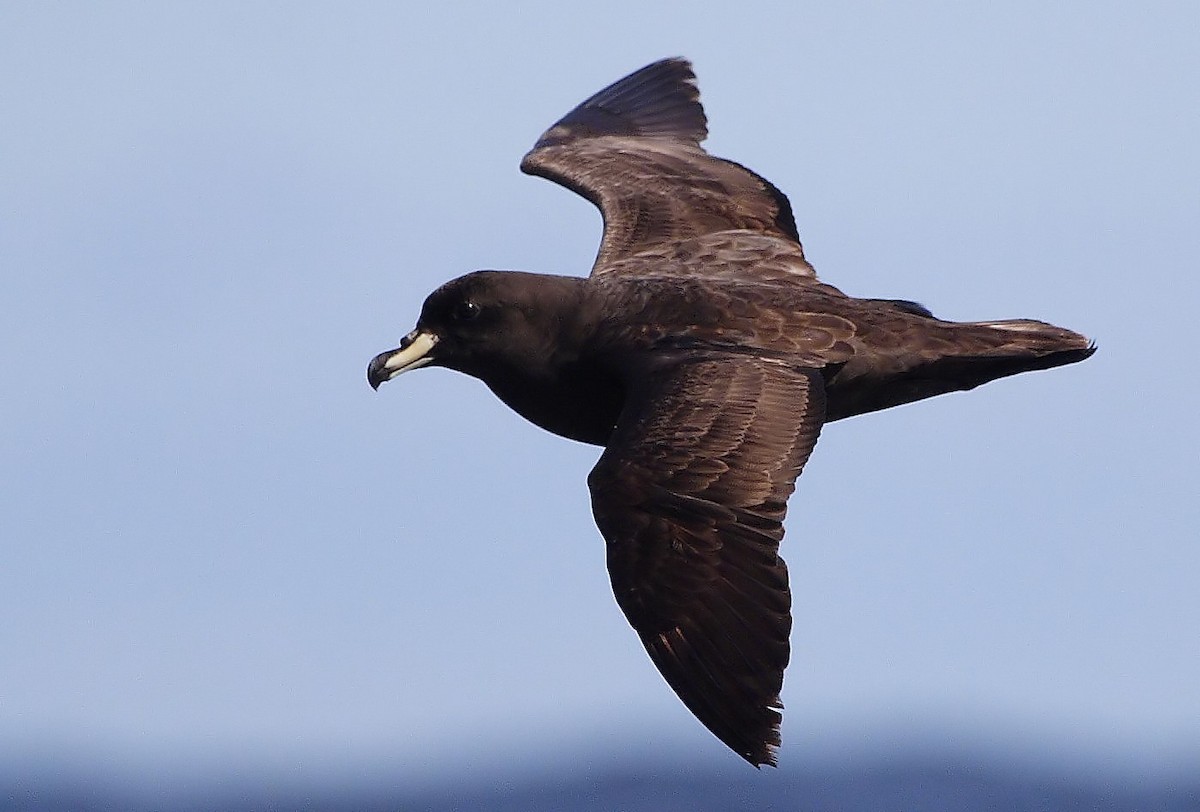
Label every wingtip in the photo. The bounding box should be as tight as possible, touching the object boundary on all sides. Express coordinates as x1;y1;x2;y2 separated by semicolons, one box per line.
746;744;780;769
528;56;708;150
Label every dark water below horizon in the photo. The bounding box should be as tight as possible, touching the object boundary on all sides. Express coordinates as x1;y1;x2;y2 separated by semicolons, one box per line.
5;751;1198;812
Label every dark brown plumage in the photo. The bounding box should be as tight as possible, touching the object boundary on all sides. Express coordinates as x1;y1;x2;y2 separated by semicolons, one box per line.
367;58;1094;767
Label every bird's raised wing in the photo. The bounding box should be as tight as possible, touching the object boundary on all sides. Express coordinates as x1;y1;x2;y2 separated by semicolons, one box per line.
521;59;815;280
587;353;825;766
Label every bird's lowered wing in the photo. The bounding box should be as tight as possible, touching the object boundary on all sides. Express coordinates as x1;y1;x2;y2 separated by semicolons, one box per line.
587;353;826;766
521;59;815;280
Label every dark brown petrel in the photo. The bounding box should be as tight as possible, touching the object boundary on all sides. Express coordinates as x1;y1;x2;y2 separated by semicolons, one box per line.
367;58;1094;767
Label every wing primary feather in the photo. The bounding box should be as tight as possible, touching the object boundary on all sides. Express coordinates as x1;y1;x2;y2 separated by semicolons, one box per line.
532;57;706;148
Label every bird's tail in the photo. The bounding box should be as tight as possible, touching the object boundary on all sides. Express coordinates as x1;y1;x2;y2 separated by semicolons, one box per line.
826;318;1095;421
958;318;1097;379
900;319;1096;406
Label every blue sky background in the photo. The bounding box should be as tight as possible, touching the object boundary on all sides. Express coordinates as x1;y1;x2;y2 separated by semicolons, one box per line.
2;1;1197;791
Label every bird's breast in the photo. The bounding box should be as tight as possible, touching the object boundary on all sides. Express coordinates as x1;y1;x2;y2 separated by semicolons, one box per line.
483;361;625;447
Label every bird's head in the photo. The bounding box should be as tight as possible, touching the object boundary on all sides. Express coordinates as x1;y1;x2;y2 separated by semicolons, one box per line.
367;270;587;389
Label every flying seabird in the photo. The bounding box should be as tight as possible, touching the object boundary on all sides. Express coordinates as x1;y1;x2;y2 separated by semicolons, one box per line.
367;58;1094;767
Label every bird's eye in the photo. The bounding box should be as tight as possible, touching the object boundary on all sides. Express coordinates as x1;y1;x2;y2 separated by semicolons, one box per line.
451;300;482;322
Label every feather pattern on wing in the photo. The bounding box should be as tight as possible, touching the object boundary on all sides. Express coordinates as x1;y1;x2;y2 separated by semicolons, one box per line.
521;59;812;278
588;354;826;766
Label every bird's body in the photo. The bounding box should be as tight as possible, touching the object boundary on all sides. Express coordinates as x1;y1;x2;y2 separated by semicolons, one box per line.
398;268;1091;443
368;59;1094;766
